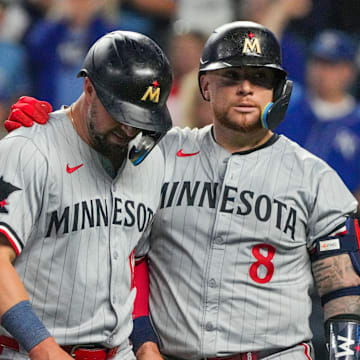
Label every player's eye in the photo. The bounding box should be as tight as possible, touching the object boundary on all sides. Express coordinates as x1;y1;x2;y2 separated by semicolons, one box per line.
222;70;242;81
215;68;277;89
247;69;277;89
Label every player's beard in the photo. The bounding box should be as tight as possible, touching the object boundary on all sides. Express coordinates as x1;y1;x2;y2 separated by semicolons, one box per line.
215;104;264;133
87;104;128;161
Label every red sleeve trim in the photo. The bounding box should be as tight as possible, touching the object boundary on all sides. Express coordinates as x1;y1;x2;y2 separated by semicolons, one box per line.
300;343;312;360
132;258;150;319
0;226;22;256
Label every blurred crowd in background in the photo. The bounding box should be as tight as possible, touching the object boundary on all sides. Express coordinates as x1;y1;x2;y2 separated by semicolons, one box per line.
0;0;360;358
2;0;359;198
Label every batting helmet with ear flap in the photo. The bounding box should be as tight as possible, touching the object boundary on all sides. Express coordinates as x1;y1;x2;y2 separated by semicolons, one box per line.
198;21;293;130
78;30;173;165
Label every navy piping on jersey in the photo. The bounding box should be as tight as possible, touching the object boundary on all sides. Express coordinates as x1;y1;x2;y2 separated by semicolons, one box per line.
210;126;280;155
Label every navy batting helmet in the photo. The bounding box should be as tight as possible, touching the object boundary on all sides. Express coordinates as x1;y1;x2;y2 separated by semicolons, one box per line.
78;31;173;165
199;21;293;130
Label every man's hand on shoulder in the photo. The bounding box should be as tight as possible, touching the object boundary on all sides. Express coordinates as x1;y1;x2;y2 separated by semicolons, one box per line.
29;337;73;360
4;96;52;133
135;341;163;360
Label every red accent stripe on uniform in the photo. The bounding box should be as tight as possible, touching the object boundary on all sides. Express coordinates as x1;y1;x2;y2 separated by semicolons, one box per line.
0;229;20;256
301;343;312;360
135;256;146;265
132;259;150;319
354;219;360;252
335;229;347;236
129;249;135;290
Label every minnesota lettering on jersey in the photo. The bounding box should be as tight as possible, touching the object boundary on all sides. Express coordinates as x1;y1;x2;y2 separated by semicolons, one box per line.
161;181;297;239
46;197;154;237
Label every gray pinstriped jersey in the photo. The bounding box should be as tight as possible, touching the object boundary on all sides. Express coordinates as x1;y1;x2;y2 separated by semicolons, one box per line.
0;109;164;352
137;125;357;359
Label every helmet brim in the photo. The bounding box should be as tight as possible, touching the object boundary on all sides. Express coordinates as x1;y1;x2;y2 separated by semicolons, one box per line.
199;60;287;77
97;89;172;133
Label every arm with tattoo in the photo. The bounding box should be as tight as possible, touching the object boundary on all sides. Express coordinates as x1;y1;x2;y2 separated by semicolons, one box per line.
312;227;360;359
312;254;360;320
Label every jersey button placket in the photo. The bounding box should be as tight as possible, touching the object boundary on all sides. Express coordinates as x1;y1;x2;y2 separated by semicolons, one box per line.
214;236;224;245
219;158;229;180
200;157;231;354
205;322;214;332
208;279;217;288
203;237;224;350
109;186;122;325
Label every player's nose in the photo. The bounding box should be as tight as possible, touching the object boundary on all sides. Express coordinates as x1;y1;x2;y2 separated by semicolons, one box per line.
236;79;253;96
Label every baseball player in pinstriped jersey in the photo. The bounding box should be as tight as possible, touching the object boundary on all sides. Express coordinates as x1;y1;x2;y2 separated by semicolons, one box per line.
5;22;360;360
133;22;360;360
0;31;172;359
140;125;354;359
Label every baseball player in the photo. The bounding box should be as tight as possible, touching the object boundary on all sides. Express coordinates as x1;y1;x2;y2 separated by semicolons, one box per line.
5;22;360;360
0;31;172;359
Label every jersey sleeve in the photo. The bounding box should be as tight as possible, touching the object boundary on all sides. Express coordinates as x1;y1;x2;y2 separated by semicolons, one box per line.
0;135;49;255
307;163;358;244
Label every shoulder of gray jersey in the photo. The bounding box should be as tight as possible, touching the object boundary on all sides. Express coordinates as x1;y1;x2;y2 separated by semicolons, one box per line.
158;125;211;156
160;127;340;178
0;109;68;157
278;134;358;238
277;134;351;183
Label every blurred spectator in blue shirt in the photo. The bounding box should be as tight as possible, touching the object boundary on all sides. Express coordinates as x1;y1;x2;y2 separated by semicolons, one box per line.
277;30;360;197
0;0;30;138
0;0;55;44
25;0;115;109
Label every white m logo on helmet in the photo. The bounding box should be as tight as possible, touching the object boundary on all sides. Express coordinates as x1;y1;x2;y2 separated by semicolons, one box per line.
243;38;261;55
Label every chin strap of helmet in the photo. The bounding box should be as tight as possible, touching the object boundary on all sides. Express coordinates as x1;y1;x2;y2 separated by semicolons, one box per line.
128;130;165;166
260;80;293;130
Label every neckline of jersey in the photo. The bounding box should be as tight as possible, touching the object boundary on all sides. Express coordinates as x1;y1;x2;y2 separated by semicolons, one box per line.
210;127;280;155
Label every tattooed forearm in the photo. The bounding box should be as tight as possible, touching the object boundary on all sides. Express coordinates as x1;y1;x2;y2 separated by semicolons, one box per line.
312;254;360;297
312;262;333;285
324;296;360;320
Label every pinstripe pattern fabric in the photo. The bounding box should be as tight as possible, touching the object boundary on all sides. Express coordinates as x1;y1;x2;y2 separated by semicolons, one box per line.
136;125;357;359
0;109;164;350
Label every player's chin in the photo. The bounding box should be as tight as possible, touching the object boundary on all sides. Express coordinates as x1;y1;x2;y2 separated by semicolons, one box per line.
106;142;128;155
223;113;262;133
94;136;128;157
108;133;130;148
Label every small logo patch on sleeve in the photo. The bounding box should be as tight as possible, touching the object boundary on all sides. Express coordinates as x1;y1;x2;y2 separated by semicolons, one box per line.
319;238;340;251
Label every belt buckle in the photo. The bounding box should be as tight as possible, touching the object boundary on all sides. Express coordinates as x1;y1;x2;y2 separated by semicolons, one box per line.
69;344;98;358
69;344;115;360
70;345;84;358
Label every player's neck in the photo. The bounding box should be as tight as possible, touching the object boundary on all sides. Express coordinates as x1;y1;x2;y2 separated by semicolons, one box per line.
67;99;92;146
107;151;127;172
213;122;273;153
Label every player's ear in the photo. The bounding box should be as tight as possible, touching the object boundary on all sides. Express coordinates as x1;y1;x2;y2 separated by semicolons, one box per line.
83;77;96;104
200;74;210;102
